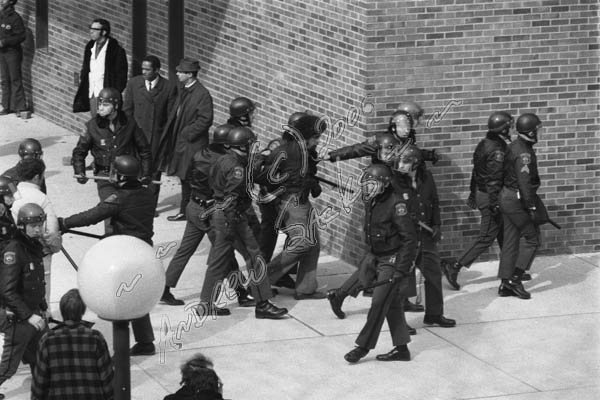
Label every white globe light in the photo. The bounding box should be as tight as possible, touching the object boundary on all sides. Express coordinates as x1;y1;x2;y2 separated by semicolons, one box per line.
78;235;165;320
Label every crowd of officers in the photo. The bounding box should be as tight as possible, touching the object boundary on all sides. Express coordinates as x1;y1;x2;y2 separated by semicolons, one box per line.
0;93;546;391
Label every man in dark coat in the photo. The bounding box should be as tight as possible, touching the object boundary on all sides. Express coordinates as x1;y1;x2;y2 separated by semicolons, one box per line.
72;18;128;117
123;55;177;212
0;0;26;115
161;58;213;222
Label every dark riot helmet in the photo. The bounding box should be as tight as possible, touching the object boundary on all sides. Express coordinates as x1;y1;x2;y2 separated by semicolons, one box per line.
375;133;400;164
360;163;392;200
396;101;424;125
516;113;542;143
229;97;256;126
98;87;122;109
16;202;46;229
227;126;256;152
488;111;514;138
394;144;423;174
213;124;234;145
113;155;140;180
18;138;43;159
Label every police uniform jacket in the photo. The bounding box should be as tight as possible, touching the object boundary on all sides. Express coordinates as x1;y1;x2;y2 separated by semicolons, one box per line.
72;37;128;113
210;151;254;215
0;4;25;50
188;146;225;201
364;186;417;276
63;181;155;245
72;111;152;177
392;168;441;229
256;139;319;203
469;132;507;207
122;75;177;168
328;137;377;162
0;232;47;321
0;205;15;243
503;137;540;210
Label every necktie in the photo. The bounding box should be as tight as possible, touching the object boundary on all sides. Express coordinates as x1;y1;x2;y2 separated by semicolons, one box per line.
146;81;152;92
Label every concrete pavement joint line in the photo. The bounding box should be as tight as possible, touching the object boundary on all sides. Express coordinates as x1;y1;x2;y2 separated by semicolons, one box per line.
424;327;542;395
288;314;326;337
455;385;599;400
573;254;600;268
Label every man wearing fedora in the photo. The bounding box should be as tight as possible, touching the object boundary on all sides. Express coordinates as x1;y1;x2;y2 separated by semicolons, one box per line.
160;58;213;222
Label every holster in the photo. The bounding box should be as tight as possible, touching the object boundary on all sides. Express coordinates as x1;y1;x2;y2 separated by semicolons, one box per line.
358;252;377;287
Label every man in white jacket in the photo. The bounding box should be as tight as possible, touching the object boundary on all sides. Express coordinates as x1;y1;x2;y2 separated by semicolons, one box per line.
11;158;61;304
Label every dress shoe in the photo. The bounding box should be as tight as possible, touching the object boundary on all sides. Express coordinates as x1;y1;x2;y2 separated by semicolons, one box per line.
237;289;256;307
443;260;461;290
344;346;369;363
160;288;184;306
423;314;456;328
376;346;411;362
521;273;532;281
193;304;231;317
167;213;186;221
500;280;531;300
404;299;424;312
274;274;296;289
255;301;288;319
498;282;513;297
327;289;346;319
130;342;155;356
406;324;417;335
362;288;373;297
294;291;327;300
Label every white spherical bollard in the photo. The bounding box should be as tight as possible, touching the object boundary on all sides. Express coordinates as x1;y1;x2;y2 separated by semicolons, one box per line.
78;235;165;321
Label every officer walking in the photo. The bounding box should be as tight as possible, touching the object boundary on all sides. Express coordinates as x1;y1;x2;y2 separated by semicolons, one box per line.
256;114;326;300
0;203;49;400
344;164;417;363
444;112;513;290
59;155;157;356
198;126;287;319
393;145;456;328
497;113;544;300
71;87;152;233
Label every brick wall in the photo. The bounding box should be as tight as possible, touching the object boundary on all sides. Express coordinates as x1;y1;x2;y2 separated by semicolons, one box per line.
11;0;599;263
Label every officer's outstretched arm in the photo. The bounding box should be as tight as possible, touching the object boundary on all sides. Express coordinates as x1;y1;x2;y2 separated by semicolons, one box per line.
62;195;119;231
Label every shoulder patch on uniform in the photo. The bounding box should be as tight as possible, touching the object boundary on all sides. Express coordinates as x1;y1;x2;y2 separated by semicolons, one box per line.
232;166;244;179
104;194;119;204
3;251;15;265
520;153;531;165
395;203;407;216
493;150;505;163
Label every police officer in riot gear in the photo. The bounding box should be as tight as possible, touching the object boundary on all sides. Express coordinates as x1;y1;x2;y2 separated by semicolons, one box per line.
344;164;417;363
0;203;49;398
227;96;256;127
59;155;157;355
497;113;544;300
2;138;47;194
393;145;456;328
443;111;513;290
71;87;152;227
199;126;288;319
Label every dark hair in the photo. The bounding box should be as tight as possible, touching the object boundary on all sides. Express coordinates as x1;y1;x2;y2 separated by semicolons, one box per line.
180;353;218;390
60;289;86;322
16;158;45;181
183;366;220;394
92;18;111;36
143;55;161;70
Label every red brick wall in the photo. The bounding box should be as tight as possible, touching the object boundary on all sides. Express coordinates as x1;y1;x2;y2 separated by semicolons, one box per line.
13;0;600;263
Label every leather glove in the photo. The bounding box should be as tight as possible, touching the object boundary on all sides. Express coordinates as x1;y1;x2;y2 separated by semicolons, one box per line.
58;217;68;234
489;204;501;216
75;173;88;184
466;192;477;210
430;149;440;165
310;181;322;198
431;225;442;242
528;207;537;223
27;313;46;331
140;175;152;186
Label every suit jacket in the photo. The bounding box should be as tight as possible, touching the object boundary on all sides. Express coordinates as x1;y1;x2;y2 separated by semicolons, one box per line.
73;37;128;113
123;75;177;168
161;80;213;178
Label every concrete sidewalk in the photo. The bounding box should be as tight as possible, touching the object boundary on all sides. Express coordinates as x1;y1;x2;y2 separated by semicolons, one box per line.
0;115;598;400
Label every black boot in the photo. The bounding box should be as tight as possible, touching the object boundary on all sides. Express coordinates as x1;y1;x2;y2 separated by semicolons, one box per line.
237;286;256;307
326;289;347;319
443;260;462;290
160;286;184;306
344;346;369;363
376;345;411;361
